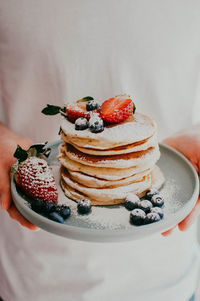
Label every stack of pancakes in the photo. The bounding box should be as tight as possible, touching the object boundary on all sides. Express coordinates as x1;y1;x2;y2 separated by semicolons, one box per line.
58;113;165;205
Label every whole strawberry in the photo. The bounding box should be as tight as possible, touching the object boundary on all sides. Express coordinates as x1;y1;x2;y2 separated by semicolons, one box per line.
12;144;58;203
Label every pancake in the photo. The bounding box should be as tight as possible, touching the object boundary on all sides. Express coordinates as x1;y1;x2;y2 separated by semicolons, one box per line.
61;133;158;156
58;145;159;180
63;143;160;169
58;108;164;206
67;167;153;188
151;165;165;190
61;170;152;205
61;112;157;149
60;166;165;205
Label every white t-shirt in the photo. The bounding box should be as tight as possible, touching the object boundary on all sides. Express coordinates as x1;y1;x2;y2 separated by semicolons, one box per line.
0;1;200;301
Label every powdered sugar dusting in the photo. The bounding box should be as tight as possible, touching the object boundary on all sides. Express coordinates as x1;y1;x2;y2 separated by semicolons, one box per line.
88;112;100;124
17;157;58;202
41;142;197;233
67;104;84;113
75;117;88;126
61;112;157;148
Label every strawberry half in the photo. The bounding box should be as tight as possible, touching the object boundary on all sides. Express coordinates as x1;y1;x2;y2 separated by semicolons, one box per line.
100;95;134;124
42;96;95;123
66;103;91;123
13;144;58;203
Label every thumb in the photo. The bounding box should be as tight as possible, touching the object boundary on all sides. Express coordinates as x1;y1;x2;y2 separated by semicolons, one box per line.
7;203;39;231
0;167;12;210
0;189;12;210
178;197;200;231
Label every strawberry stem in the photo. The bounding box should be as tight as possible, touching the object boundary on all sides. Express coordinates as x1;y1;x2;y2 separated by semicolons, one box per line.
13;143;51;163
29;143;51;158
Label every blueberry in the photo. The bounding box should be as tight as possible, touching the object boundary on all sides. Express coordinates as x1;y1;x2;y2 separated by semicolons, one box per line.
89;116;104;133
145;189;159;200
150;207;164;218
151;195;164;207
86;100;100;111
138;199;153;213
130;209;146;225
48;212;64;223
42;201;56;215
75;117;88;130
144;212;161;224
77;199;92;214
124;193;140;210
55;205;71;219
31;199;45;213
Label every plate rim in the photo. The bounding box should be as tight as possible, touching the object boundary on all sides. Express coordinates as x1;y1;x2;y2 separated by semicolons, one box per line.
11;142;199;242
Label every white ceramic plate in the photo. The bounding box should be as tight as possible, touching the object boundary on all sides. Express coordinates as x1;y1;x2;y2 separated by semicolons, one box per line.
11;141;199;243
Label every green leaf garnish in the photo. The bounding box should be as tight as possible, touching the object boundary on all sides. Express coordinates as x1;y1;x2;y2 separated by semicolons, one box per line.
58;127;62;135
133;103;136;114
14;145;28;162
28;143;51;158
76;96;94;103
42;104;66;115
29;143;46;154
13;143;51;165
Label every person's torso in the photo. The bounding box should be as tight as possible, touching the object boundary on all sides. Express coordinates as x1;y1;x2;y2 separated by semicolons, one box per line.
0;1;200;301
1;0;200;141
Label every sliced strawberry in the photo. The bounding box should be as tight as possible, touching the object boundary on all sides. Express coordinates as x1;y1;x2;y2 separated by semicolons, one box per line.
66;103;90;122
100;95;134;123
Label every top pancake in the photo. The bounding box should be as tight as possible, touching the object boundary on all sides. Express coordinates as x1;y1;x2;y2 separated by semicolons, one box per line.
61;112;157;149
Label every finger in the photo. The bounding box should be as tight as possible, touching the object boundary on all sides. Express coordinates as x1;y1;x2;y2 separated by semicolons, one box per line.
163;137;178;148
0;172;12;210
19;138;34;149
178;198;200;231
162;226;176;236
162;137;185;155
0;190;12;210
7;204;39;231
